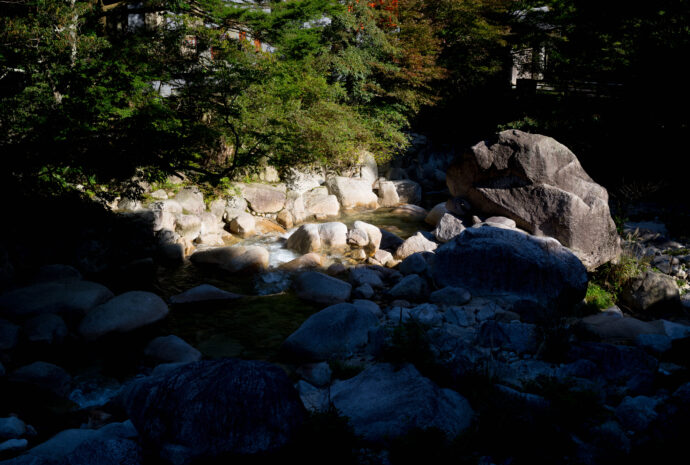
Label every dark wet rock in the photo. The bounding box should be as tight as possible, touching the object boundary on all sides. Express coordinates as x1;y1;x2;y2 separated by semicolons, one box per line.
282;302;379;360
123;359;304;464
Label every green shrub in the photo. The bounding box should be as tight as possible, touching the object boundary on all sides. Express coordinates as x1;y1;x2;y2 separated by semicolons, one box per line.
584;282;616;309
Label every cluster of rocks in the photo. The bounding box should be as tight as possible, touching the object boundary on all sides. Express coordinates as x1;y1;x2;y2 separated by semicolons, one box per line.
1;131;689;464
113;152;426;267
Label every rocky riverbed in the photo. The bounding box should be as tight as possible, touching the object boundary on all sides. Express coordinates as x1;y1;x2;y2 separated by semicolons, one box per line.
1;130;689;465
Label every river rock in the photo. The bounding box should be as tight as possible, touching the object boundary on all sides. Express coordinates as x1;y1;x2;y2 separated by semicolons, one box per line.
377;180;400;207
380;229;404;251
329;363;473;441
229;212;256;238
398;252;429;275
60;437;142;465
425;203;448;226
150;200;181;232
241;184;286;214
189;246;269;273
78;291;169;341
347;228;368;248
576;312;662;342
293;271;351;304
353;221;382;253
287;224;321;253
430;286;471;306
23;314;67;345
279;253;323;271
432;213;466;243
325;177;378;209
432;226;587;312
223;196;248;221
392;180;422;204
318;222;348;249
303;190;340;219
296;362;332;387
484;216;517;229
10;361;71;397
0;417;25;440
284;167;325;194
170;284;242;304
144;335;202;364
446;130;620;270
123;359;304;463
0;281;113;319
282;302;380;360
615;396;659;432
174;214;201;241
174;187;205;215
388;274;429;301
373;249;395;267
620;270;680;312
350;267;384;288
392;204;427;220
0;319;19;350
276;210;293;229
13;421;139;464
395;232;437;260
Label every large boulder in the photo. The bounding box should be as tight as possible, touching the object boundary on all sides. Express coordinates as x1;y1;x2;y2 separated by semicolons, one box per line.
123;359;304;464
78;291;169;341
431;226;588;312
190;246;269;273
241;184;286;214
0;281;113;319
329;364;474;441
325;177;378;209
293;271;351;304
446;130;620;269
282;302;380;360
